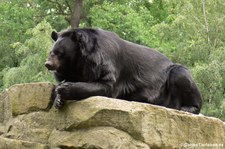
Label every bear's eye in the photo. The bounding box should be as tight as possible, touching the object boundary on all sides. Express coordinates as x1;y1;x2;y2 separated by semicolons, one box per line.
53;50;63;56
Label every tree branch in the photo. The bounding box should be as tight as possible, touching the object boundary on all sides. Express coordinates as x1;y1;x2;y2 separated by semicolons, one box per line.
202;0;210;47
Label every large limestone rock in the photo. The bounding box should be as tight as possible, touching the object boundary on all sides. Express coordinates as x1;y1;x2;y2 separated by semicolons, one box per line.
0;83;224;149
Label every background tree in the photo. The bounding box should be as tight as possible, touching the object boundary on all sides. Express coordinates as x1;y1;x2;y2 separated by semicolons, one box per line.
70;0;83;27
3;21;55;87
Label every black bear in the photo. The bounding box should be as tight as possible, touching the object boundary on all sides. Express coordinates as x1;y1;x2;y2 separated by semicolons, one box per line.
45;28;202;114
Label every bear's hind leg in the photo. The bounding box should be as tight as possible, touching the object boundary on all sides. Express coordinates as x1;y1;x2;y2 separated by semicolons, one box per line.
169;65;203;114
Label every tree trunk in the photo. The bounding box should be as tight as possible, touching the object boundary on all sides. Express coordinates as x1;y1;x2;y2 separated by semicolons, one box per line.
70;0;83;28
202;0;210;45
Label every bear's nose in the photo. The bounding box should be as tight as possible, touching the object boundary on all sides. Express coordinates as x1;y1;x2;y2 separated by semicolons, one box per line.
45;61;54;70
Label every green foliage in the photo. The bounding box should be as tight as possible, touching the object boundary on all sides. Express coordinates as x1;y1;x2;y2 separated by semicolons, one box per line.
36;0;71;30
2;21;55;88
192;61;225;119
0;0;38;89
89;1;155;46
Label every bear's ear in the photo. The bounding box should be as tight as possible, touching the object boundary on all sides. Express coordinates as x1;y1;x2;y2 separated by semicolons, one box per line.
51;31;58;41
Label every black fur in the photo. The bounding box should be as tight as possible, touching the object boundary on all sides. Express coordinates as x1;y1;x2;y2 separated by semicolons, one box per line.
45;28;202;114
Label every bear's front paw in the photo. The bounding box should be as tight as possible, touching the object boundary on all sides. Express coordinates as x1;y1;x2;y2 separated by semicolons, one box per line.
55;82;72;99
54;94;65;109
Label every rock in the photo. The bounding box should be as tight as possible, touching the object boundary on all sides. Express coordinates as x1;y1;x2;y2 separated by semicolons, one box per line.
7;82;54;116
49;127;150;149
0;83;225;149
0;136;49;149
0;91;7;123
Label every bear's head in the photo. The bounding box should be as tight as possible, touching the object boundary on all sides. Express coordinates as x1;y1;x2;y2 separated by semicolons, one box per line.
45;29;98;73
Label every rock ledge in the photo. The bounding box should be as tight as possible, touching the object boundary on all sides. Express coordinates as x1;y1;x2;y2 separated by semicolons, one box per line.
0;83;224;149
